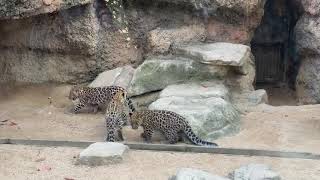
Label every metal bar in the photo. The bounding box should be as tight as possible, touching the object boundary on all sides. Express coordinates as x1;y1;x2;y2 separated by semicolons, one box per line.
1;138;320;160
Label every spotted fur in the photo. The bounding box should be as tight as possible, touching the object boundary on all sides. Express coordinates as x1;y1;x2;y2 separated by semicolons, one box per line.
129;110;218;147
68;85;135;114
105;90;129;142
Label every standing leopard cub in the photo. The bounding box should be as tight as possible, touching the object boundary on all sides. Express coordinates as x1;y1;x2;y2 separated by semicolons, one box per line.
105;90;130;142
129;110;218;147
68;85;135;114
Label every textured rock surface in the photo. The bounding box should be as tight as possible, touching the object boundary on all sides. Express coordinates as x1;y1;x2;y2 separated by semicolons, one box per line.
149;82;240;141
89;65;134;89
295;12;320;104
0;0;264;84
159;81;230;100
173;168;230;180
0;2;140;83
248;89;268;105
0;0;92;19
175;43;251;66
230;164;281;180
147;24;206;54
128;56;229;96
79;142;129;166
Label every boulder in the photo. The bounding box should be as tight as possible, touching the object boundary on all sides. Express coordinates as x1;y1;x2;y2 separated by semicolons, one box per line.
174;43;251;66
149;82;240;141
295;15;320;56
128;56;229;96
230;164;281;180
147;24;206;54
295;14;320;104
247;89;268;105
296;57;320;104
89;65;135;89
172;168;230;180
79;142;129;166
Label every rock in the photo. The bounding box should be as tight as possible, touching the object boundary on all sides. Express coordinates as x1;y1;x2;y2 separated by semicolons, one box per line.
296;57;320;104
159;81;230;101
248;89;268;105
174;43;251;66
147;24;206;54
128;56;229;96
89;65;134;89
0;3;140;84
172;168;230;180
79;142;129;166
0;0;92;19
300;0;320;15
230;164;281;180
295;14;320;104
131;91;160;109
295;15;320;56
149;84;240;140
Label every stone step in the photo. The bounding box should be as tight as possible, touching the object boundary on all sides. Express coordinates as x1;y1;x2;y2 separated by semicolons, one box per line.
173;42;251;67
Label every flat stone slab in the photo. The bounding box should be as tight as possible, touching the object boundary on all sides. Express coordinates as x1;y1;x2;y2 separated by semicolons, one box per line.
89;65;134;89
79;142;129;166
173;168;230;180
175;42;251;66
230;164;281;180
159;81;230;101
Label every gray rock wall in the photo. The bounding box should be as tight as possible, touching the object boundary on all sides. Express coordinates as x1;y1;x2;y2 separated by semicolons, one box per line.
0;0;265;84
294;0;320;104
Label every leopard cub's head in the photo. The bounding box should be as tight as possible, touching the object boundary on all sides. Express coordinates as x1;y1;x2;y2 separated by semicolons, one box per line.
112;90;127;104
69;85;86;101
129;111;143;129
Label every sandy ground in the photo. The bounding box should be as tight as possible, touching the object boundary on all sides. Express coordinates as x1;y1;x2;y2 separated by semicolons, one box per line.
1;84;320;154
0;144;319;180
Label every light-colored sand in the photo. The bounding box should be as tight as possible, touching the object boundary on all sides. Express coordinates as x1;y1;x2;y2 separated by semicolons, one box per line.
0;144;319;180
1;84;320;154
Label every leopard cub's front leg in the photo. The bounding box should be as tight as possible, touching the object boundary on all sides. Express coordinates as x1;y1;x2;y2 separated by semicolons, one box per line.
142;127;154;143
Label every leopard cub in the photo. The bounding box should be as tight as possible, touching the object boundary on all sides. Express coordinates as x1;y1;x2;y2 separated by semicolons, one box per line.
129;110;218;147
68;85;135;114
105;90;131;142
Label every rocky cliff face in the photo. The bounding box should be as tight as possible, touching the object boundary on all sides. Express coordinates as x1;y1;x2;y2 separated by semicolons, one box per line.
294;0;320;104
0;0;265;84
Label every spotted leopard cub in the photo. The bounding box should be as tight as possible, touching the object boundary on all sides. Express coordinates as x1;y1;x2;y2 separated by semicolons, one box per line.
129;110;218;147
105;90;131;142
68;85;135;114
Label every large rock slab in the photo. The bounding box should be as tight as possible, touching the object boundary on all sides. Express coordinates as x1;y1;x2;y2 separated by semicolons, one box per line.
128;56;229;96
230;164;281;180
174;43;251;66
295;14;320;104
89;65;134;89
172;168;230;180
149;83;240;140
159;81;230;101
79;142;129;166
0;0;92;19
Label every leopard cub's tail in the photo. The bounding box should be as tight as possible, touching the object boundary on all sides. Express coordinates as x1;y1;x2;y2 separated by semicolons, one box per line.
184;125;218;147
126;97;136;113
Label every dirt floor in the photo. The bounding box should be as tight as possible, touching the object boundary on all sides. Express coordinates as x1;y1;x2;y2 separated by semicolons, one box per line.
1;84;320;179
1;144;319;180
1;84;320;153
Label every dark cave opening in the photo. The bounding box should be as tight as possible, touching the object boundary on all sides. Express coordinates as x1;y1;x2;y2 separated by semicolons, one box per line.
250;0;304;105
